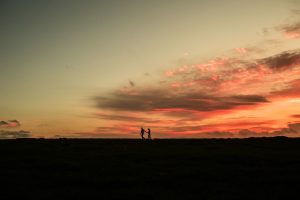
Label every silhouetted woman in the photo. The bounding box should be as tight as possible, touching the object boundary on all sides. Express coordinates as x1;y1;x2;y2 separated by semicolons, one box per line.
147;128;151;139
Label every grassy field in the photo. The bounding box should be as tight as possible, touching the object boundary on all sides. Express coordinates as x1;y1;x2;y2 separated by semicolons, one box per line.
1;137;300;199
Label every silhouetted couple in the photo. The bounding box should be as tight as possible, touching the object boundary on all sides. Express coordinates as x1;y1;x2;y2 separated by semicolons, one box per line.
141;127;151;140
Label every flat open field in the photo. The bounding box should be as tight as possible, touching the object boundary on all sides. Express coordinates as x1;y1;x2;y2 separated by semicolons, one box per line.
1;137;300;199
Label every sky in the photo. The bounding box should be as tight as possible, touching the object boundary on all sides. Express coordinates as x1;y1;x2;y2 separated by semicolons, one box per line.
1;0;300;138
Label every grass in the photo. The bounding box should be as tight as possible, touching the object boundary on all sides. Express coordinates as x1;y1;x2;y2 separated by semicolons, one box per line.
1;137;300;199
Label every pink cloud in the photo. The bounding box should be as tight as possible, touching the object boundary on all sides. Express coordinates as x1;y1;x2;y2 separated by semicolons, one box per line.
93;42;300;137
277;21;300;40
284;31;300;39
0;120;21;128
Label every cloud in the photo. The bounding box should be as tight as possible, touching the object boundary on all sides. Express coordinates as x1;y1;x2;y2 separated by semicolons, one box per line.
153;120;278;135
95;113;160;123
261;49;300;71
0;120;21;128
92;46;300;137
179;122;300;138
72;123;141;138
204;122;300;138
275;5;300;39
280;22;300;33
90;5;300;139
162;49;300;96
0;121;8;126
96;125;138;135
270;78;300;98
95;90;268;113
291;114;300;118
288;122;300;133
91;46;300;138
75;122;300;139
72;132;137;138
277;22;300;39
129;80;135;87
199;131;235;138
0;130;31;139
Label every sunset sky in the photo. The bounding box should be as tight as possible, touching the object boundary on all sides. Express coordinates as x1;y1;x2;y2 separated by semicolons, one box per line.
1;0;300;138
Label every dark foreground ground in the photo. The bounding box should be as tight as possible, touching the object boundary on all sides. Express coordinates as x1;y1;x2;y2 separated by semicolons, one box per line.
1;137;300;199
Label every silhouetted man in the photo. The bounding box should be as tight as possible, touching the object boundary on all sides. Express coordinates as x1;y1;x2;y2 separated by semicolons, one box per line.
140;127;145;139
147;128;151;139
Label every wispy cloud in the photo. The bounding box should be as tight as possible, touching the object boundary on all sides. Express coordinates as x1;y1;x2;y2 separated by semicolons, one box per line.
291;114;300;118
261;50;300;71
277;22;300;39
129;80;135;87
0;120;21;128
0;130;31;139
95;113;160;123
275;3;300;39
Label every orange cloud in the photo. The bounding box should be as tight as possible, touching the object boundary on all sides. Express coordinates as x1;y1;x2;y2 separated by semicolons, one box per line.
92;47;300;137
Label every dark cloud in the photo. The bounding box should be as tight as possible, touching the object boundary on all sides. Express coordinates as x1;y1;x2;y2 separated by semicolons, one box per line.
162;120;300;138
95;89;268;112
0;121;8;126
236;129;288;138
275;2;300;37
237;129;259;137
166;125;203;133
261;49;300;71
0;120;21;128
201;131;235;138
73;132;136;138
168;120;275;132
201;122;300;138
95;113;160;123
191;128;290;139
291;114;300;118
230;95;269;103
278;22;300;33
270;78;300;98
288;122;300;133
0;130;31;139
95;124;138;136
129;80;135;87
